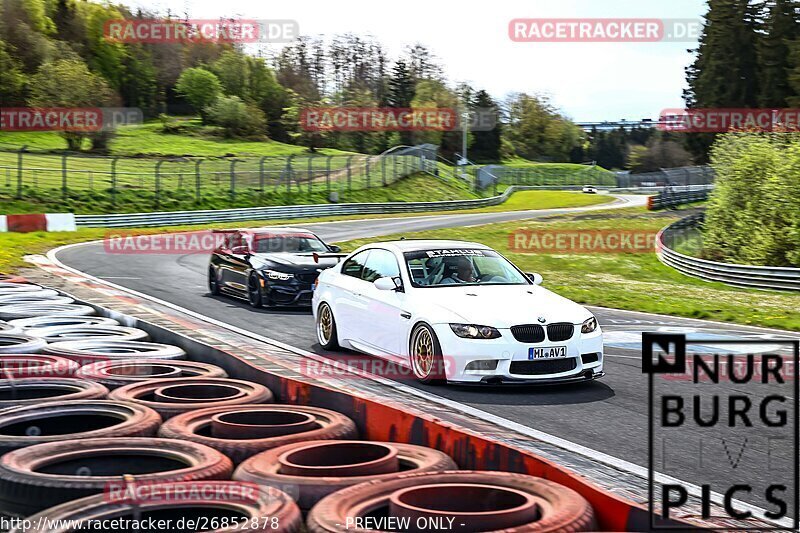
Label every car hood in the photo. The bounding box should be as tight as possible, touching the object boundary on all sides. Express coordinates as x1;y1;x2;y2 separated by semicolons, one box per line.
251;252;339;273
413;284;593;327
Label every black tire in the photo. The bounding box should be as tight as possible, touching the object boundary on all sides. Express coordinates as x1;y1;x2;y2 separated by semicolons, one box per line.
0;437;233;517
208;267;220;295
409;323;446;384
315;302;339;350
247;272;263;308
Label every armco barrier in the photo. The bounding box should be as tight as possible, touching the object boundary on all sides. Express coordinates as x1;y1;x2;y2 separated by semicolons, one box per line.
0;213;76;232
657;213;800;291
647;186;712;210
74;186;623;228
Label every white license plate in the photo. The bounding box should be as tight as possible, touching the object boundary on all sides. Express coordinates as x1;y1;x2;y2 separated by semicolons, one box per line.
529;346;567;360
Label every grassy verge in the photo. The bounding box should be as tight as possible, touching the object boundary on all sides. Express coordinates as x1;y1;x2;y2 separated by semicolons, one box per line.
337;207;800;332
0;189;611;274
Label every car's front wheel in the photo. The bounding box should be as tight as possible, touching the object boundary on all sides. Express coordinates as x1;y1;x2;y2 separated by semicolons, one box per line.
316;302;339;350
208;267;220;295
247;273;263;308
410;323;446;384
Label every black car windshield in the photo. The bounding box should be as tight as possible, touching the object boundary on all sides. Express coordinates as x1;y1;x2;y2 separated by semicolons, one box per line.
252;233;328;253
404;248;529;287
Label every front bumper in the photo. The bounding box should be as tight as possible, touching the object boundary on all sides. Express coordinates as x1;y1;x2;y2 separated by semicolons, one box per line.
431;323;604;384
260;278;315;307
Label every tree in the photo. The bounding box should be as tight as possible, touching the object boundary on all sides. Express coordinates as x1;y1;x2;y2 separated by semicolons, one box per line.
504;93;584;162
175;68;222;122
758;0;800;107
627;136;693;173
205;96;267;138
28;59;114;150
469;90;502;163
388;60;415;145
0;40;26;105
211;50;250;100
684;0;761;160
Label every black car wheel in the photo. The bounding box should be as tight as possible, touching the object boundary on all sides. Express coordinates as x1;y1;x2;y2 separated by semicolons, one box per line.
208;267;220;295
247;273;263;308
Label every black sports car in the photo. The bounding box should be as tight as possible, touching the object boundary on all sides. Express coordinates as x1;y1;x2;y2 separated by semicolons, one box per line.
208;227;345;307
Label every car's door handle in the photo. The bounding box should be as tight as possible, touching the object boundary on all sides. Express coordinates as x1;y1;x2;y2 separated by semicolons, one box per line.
400;311;411;319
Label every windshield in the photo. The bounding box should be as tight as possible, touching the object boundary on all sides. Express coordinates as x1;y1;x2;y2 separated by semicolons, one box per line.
251;233;328;253
404;248;529;287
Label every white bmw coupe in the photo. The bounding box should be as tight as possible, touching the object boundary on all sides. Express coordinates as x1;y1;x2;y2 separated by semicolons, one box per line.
312;240;604;385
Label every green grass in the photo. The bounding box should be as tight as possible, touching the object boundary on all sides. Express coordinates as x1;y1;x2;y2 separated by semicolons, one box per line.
0;120;350;158
0;189;620;275
337;207;800;332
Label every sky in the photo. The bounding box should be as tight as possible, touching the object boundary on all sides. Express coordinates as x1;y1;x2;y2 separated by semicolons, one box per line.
119;0;708;122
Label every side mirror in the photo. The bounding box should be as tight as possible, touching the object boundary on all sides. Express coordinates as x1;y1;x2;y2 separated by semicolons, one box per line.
231;245;249;256
526;272;543;285
328;244;341;253
374;276;402;291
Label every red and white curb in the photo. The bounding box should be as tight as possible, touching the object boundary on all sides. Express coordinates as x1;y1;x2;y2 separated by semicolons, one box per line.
0;213;76;233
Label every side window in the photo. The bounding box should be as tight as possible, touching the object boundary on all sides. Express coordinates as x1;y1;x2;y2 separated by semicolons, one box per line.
341;250;370;279
362;249;400;283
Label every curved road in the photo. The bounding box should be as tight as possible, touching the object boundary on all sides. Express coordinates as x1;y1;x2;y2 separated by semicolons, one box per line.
56;194;799;513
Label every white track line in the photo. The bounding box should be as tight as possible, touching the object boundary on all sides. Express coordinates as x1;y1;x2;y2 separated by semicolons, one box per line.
45;241;790;528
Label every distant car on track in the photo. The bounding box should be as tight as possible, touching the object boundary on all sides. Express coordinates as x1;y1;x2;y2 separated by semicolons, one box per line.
582;185;598;194
208;227;344;308
312;240;604;385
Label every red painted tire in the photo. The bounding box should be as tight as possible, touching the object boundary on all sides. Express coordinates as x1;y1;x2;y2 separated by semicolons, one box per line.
14;481;302;532
45;339;186;367
307;470;597;533
109;377;273;419
76;359;228;389
159;404;358;464
0;377;107;408
234;440;457;511
0;437;233;517
0;275;28;284
0;355;79;379
0;399;162;453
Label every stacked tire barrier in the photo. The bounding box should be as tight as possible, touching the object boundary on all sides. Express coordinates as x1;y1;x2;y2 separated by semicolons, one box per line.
0;279;599;531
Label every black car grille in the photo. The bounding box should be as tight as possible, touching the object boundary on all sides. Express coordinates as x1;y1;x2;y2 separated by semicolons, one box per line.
510;325;545;343
295;273;318;285
581;353;600;364
547;323;575;342
510;358;578;376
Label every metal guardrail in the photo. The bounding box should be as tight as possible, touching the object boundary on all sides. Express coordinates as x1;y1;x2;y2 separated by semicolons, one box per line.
75;185;570;228
647;186;712;210
657;213;800;291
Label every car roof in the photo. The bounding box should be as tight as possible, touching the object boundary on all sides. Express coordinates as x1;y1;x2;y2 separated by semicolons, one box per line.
363;239;491;252
243;227;316;235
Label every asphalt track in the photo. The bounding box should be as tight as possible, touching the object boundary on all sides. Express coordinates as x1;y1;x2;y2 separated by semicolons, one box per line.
56;194;800;518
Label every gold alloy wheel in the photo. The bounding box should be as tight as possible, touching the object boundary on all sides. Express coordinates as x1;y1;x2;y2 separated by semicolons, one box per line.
411;326;434;379
317;303;334;345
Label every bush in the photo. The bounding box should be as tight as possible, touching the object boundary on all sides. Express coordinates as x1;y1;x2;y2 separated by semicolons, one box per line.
205;96;267;138
703;133;800;266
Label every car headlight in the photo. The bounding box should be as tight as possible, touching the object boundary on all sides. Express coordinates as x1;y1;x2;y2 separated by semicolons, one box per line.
449;324;501;339
581;316;598;334
263;270;293;281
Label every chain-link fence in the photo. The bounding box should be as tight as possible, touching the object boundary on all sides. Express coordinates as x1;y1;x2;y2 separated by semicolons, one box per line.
0;144;438;210
476;164;617;191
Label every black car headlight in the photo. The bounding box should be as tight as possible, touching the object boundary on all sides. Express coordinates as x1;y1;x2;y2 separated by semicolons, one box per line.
262;270;294;281
449;324;501;339
581;316;598;334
